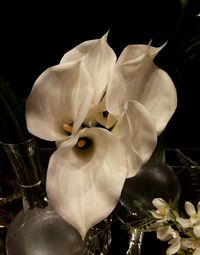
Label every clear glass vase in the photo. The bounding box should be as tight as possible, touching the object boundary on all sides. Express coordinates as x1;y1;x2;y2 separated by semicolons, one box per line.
84;216;112;255
119;133;181;255
2;137;86;255
120;133;181;213
126;228;144;255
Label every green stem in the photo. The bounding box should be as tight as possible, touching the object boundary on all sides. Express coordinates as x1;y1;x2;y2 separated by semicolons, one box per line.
0;79;29;143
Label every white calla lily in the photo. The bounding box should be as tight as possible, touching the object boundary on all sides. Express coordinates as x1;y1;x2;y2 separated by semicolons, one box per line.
106;43;177;134
26;33;117;141
26;61;94;141
46;127;128;239
61;32;117;108
26;33;177;239
113;100;157;177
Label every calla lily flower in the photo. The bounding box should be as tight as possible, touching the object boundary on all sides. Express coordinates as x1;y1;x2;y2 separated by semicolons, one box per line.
26;33;177;238
26;33;116;140
46;127;128;239
106;42;177;135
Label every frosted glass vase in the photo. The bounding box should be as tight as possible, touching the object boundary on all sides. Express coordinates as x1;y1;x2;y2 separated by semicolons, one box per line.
2;137;86;255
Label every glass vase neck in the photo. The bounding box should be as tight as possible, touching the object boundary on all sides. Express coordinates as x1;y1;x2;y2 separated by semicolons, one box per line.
2;137;47;209
149;132;166;164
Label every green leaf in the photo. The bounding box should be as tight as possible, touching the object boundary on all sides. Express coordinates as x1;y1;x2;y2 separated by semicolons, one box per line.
0;78;30;143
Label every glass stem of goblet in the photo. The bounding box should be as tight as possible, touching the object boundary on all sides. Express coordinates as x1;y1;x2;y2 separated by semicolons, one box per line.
126;228;144;255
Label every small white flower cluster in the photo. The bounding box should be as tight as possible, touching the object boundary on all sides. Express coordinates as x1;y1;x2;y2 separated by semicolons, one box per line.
148;198;200;255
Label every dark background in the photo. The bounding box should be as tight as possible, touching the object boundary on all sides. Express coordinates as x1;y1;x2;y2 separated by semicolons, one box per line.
0;0;200;148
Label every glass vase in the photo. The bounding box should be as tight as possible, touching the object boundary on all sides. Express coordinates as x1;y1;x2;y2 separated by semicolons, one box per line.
2;137;86;255
126;228;143;255
119;133;181;255
120;133;181;213
84;216;112;255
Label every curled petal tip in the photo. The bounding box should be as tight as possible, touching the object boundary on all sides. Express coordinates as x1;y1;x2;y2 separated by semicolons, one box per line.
102;30;110;40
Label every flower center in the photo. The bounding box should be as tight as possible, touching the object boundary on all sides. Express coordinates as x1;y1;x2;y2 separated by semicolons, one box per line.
77;139;87;148
76;137;92;150
62;123;92;150
63;123;73;135
159;207;169;216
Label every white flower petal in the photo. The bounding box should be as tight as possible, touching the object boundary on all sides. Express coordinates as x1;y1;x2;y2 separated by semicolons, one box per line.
106;44;165;116
56;134;79;149
106;64;126;116
157;226;174;241
106;45;177;134
149;221;163;230
194;247;200;255
185;201;196;216
60;39;99;63
167;237;181;255
181;238;193;249
135;67;177;135
194;224;200;237
112;100;157;177
117;43;165;65
61;33;117;106
176;218;191;228
197;201;200;213
26;61;93;141
46;127;128;239
152;198;169;209
127;65;177;135
150;211;163;219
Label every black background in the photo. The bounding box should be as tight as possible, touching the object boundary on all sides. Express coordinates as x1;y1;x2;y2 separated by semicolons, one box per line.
0;0;200;148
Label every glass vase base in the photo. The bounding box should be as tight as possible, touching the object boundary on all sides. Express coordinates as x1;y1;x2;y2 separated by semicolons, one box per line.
6;206;85;255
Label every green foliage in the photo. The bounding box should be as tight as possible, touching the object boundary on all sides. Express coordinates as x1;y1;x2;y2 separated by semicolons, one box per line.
0;78;30;143
176;149;200;203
